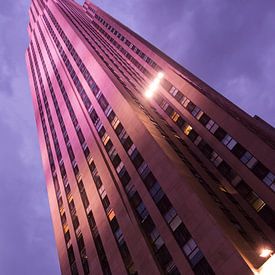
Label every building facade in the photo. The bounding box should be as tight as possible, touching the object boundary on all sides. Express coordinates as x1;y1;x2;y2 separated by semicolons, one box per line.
26;0;275;274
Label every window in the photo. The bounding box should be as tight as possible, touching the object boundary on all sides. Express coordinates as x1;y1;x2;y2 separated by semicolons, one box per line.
200;115;210;127
136;202;149;221
188;129;198;142
173;222;190;246
213;127;227;141
176;116;185;128
131;149;144;168
232;143;246;158
184;125;192;135
240;151;254;165
209;123;219;134
263;172;275;187
186;101;196;113
252;162;268;180
246;156;258;169
191;106;200;117
155;245;172;270
157;195;172;216
227;139;237;150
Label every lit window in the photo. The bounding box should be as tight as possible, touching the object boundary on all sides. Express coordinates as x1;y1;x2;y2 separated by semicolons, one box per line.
184;125;192;135
171;112;180;122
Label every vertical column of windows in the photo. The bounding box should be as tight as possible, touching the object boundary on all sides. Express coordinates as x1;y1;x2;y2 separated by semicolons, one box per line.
43;11;180;275
38;19;137;275
30;41;90;275
34;28;113;274
27;49;79;275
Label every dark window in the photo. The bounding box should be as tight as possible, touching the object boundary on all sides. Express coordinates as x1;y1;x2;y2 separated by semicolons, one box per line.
98;94;108;111
87;211;96;229
165;105;174;116
188;129;198;142
102;196;110;211
155;245;172;270
122;136;133;151
105;139;113;152
217;161;231;178
65;230;70;243
176;116;185;129
199;142;213;159
77;129;85;144
258;205;275;230
112;154;121;168
98;126;106;138
199;113;210;126
193;257;215;275
213;127;227;141
131;149;144;168
231;143;246;159
186;101;196;113
67;245;76;264
115;123;123;135
118;167;131;186
236;180;252;198
77;234;85;251
173;223;190;247
157;195;172;215
175;91;184;102
90;109;98;123
107;110;116;122
252;162;269;180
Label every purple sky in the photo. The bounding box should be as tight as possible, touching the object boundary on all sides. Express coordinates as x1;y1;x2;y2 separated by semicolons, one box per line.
0;0;274;274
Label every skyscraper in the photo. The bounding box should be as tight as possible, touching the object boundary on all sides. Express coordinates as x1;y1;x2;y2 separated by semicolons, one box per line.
25;0;275;274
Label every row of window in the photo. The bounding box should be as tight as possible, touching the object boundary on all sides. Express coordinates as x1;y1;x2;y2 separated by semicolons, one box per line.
78;7;273;244
167;86;275;193
50;4;216;274
28;48;79;275
41;16;137;275
93;9;275;195
92;11;275;233
94;14;161;71
156;94;275;232
35;26;114;275
45;6;181;274
62;0;145;94
94;11;275;150
92;20;153;82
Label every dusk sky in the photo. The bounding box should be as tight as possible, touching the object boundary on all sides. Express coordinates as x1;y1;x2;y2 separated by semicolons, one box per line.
0;0;274;274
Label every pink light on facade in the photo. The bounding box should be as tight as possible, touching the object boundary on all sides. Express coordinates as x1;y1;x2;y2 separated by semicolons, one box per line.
144;72;164;98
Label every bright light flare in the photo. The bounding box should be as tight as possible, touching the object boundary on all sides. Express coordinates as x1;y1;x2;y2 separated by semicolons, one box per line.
144;72;164;98
260;249;273;258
